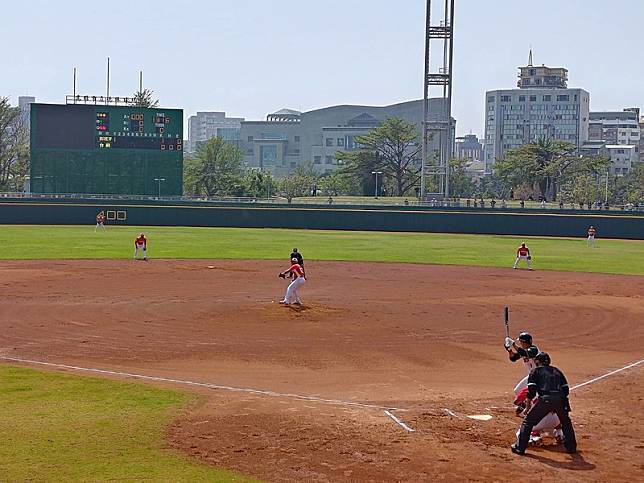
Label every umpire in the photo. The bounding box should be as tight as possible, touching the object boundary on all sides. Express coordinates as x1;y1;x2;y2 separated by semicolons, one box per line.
511;352;577;455
290;248;304;266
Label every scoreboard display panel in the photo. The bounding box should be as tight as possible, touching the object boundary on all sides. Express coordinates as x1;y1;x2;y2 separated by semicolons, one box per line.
30;103;183;196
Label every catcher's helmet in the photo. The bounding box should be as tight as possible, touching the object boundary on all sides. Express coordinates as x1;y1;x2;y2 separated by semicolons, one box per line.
518;332;533;344
535;352;551;366
292;248;298;252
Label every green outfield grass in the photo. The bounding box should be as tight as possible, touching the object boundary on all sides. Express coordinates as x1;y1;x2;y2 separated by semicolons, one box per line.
0;365;254;482
0;225;642;275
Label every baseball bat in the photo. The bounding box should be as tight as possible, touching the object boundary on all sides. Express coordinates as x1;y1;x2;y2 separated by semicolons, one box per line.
504;306;510;338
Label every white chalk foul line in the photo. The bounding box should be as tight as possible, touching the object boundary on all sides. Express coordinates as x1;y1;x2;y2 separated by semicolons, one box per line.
0;355;406;412
571;359;644;391
385;410;416;432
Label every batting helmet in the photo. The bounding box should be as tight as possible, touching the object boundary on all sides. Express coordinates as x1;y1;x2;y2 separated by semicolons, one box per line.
518;332;533;344
535;352;551;366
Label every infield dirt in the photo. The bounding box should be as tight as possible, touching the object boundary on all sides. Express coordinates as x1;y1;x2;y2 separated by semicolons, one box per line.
1;260;643;482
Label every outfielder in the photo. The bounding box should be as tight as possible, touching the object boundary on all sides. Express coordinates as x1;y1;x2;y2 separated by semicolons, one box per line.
513;243;533;270
134;233;148;261
511;352;577;455
95;211;106;232
278;257;306;306
587;225;597;247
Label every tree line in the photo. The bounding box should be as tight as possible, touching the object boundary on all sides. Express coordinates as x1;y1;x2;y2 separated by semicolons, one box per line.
1;94;642;206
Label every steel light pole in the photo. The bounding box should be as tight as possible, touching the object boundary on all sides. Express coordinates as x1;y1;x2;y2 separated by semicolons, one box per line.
371;171;383;199
154;178;166;198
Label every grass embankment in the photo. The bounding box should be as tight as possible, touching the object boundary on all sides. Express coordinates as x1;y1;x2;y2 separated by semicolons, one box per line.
0;225;642;275
0;365;254;482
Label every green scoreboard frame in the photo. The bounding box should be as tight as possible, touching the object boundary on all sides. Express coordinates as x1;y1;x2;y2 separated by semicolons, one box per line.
30;103;183;196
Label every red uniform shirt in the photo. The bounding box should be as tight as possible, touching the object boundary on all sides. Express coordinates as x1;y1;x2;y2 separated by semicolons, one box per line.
289;263;305;279
588;228;596;236
96;214;104;223
135;235;146;247
517;246;530;257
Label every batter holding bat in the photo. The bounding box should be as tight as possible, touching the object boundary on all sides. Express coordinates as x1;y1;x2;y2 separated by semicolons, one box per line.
503;308;539;403
278;257;306;306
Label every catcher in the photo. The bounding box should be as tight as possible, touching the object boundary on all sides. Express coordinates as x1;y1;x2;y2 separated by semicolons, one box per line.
513;243;533;270
278;257;306;306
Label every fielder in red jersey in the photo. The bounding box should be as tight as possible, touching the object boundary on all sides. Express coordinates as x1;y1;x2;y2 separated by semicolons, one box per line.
279;258;306;306
134;233;148;261
513;243;533;270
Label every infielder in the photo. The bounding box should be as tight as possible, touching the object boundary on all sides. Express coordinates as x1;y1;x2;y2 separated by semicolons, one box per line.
587;225;597;248
511;352;577;455
513;243;533;270
134;233;148;261
278;257;306;306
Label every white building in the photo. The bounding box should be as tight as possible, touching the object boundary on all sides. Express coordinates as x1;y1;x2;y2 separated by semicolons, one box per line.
187;111;244;153
605;145;638;175
589;110;640;152
484;61;590;171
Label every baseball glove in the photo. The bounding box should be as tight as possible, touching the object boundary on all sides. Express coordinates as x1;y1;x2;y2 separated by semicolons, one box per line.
527;256;532;260
278;273;286;279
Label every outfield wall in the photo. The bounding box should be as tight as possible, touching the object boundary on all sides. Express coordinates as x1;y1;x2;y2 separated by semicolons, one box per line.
0;199;643;240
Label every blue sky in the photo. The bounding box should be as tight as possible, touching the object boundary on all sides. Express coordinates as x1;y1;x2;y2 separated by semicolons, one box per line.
2;0;642;136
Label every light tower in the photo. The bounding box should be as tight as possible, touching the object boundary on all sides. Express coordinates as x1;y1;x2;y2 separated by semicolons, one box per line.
421;0;455;199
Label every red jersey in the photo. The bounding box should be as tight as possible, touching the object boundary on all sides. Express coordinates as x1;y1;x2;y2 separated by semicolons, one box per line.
588;228;596;236
517;246;530;257
135;235;147;247
289;263;305;279
96;214;104;223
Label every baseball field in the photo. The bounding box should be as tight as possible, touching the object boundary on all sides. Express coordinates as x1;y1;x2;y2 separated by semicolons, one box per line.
1;225;643;482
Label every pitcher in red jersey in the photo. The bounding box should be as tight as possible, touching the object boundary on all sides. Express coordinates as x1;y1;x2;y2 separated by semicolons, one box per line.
279;257;306;306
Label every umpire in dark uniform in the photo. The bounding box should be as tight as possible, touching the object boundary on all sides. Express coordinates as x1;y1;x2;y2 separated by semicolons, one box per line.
290;248;303;266
511;352;577;455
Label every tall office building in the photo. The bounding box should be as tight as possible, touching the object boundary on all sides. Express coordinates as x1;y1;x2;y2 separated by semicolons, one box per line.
484;60;590;171
186;111;244;153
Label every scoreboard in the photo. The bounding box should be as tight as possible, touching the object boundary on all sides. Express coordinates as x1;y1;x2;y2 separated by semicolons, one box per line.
30;103;183;196
95;110;182;151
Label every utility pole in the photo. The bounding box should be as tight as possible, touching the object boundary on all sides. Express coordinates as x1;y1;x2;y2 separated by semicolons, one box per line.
371;171;383;199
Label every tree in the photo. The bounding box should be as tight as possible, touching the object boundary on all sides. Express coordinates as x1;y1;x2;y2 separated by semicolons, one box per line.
448;158;477;198
0;97;29;191
183;137;245;196
559;174;601;206
317;171;353;196
495;139;609;201
279;164;317;203
241;169;278;198
337;150;379;196
130;89;159;108
622;164;644;204
336;118;422;196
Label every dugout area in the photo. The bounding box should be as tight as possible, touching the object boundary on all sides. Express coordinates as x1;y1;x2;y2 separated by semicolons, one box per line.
1;259;642;482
